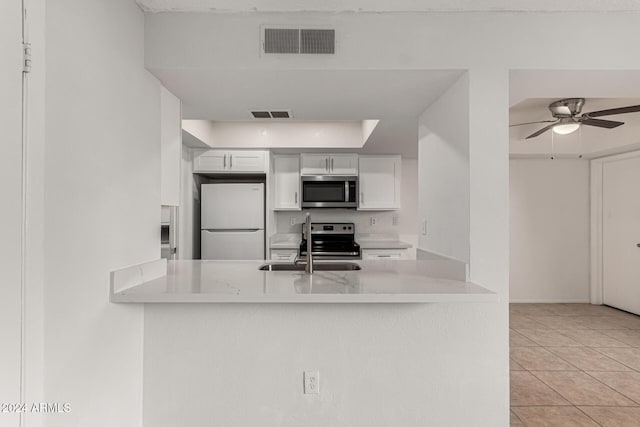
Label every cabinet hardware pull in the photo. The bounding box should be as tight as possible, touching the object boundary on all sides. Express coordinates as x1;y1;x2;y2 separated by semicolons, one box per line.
331;158;334;171
295;192;298;204
223;154;227;168
325;158;329;171
230;154;233;168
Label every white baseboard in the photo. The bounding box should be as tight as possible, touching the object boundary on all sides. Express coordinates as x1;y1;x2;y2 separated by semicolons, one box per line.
510;298;591;304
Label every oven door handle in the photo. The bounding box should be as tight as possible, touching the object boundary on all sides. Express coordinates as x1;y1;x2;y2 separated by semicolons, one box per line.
345;181;349;202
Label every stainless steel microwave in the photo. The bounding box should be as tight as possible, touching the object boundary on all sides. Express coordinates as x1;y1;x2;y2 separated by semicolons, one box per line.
301;175;358;208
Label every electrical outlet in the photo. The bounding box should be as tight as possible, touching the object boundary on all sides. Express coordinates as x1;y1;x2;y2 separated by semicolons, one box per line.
290;216;297;226
392;215;399;226
421;219;427;235
304;371;320;394
370;217;377;226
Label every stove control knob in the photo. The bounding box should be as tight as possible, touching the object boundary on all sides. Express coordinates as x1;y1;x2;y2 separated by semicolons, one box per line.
343;226;347;230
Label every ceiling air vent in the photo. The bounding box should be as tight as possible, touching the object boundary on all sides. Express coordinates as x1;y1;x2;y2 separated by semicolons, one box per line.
250;110;292;119
263;27;335;55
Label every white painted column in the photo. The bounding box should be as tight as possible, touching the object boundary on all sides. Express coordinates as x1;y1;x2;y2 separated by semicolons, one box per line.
468;67;510;424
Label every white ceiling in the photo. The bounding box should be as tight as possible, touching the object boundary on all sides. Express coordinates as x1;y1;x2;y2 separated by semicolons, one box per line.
137;0;640;13
155;69;463;121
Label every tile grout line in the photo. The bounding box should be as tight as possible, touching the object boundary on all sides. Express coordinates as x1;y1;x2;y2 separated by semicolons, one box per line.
588;346;640;374
575;405;605;427
581;370;640;407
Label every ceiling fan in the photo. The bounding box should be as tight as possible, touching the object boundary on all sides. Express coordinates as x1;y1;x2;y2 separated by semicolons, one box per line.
511;98;640;139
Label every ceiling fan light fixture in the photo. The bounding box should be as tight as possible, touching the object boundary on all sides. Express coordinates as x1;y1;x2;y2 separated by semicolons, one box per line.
552;119;580;135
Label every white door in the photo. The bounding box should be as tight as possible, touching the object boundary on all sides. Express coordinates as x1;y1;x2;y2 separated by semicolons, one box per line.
201;230;265;260
330;154;359;175
201;183;264;230
603;156;640;315
273;155;301;210
0;0;24;419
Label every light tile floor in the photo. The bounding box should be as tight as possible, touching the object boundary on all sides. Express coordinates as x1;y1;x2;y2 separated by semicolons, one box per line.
510;303;640;426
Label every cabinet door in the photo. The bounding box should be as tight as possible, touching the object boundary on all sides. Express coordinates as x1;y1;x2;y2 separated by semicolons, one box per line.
270;249;298;262
330;154;359;175
358;155;401;210
228;150;266;172
193;150;227;172
362;249;407;260
273;155;301;210
300;154;329;175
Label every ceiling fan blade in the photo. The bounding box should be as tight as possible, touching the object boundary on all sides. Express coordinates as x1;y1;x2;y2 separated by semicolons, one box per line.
581;118;624;129
585;104;640;118
509;119;557;127
525;123;556;139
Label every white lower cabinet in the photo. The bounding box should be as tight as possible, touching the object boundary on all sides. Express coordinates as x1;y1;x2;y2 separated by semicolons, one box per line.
273;155;301;210
358;155;401;210
270;249;298;262
362;249;408;260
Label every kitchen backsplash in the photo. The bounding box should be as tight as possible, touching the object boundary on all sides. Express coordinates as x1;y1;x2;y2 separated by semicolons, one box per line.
275;209;415;236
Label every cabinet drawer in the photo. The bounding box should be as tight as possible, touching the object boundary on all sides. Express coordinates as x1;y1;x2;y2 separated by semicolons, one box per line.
362;249;407;260
270;249;298;262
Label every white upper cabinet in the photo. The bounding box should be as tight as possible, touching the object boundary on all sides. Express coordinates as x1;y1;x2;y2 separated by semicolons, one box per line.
273;155;301;210
300;153;358;175
193;149;267;173
160;86;181;206
358;155;401;210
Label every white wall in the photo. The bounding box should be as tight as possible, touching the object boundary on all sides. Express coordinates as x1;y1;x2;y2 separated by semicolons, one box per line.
0;2;25;425
43;0;160;425
274;158;419;258
160;86;182;206
144;303;503;427
418;73;470;263
510;159;591;302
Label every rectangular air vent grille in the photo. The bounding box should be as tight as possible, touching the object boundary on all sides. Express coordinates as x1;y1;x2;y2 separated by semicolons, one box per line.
263;28;335;54
250;110;292;119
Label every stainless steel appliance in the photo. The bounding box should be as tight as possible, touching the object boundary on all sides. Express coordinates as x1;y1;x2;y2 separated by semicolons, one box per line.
161;206;178;260
301;175;357;209
299;222;361;260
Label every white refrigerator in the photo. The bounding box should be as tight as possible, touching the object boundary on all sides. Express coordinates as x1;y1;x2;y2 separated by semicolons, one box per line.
200;183;265;260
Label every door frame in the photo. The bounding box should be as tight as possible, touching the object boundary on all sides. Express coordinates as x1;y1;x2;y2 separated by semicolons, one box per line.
590;150;640;304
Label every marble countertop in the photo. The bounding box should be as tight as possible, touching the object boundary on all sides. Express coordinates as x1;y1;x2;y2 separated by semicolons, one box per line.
269;233;413;250
110;259;495;304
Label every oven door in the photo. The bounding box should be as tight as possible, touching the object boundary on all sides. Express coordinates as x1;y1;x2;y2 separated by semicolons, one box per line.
301;176;357;208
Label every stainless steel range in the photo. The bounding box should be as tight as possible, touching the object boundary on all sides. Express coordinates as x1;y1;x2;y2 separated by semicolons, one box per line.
299;222;361;260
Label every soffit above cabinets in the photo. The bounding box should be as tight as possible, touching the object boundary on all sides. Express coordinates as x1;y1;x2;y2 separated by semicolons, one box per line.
153;69;464;121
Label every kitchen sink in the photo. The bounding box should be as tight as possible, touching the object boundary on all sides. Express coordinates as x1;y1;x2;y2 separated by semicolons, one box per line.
258;262;361;271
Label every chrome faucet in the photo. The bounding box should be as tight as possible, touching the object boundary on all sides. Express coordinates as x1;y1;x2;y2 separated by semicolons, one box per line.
295;213;314;274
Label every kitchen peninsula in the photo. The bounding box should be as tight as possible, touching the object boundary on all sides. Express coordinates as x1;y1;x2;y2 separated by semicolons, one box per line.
110;259;495;304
